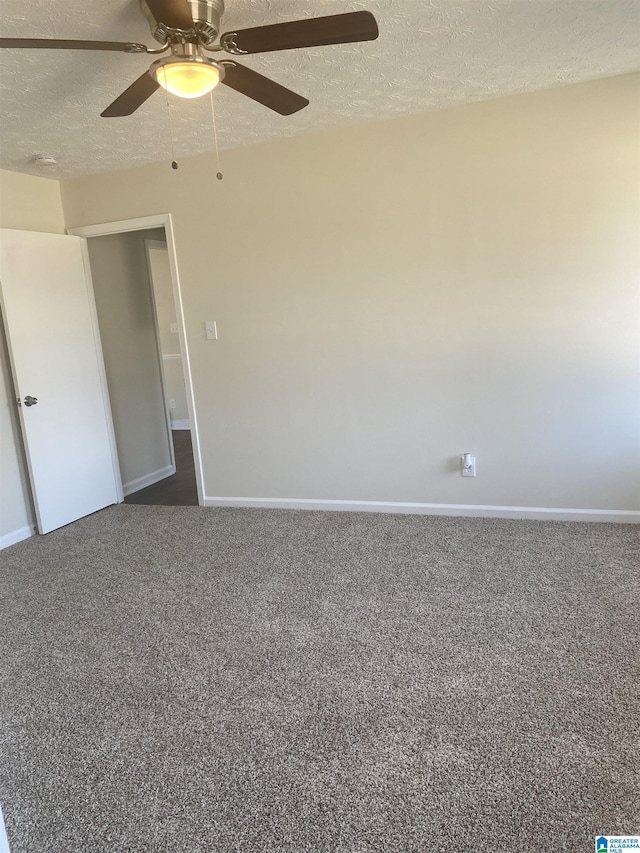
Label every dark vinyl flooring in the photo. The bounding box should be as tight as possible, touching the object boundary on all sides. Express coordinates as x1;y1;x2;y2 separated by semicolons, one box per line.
124;430;198;506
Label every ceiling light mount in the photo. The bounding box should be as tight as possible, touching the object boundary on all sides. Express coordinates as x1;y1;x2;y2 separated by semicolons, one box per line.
140;0;225;46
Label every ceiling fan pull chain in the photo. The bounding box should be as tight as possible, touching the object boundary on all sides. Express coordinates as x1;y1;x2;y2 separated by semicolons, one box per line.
209;91;223;181
164;80;179;169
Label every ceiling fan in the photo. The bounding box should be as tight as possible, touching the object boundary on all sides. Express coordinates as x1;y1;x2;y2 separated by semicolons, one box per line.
0;0;379;118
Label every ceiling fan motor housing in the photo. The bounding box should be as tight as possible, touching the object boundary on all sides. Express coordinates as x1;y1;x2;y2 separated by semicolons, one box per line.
140;0;225;45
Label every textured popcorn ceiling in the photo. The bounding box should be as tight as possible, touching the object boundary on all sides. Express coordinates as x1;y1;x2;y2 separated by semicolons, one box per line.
0;0;638;179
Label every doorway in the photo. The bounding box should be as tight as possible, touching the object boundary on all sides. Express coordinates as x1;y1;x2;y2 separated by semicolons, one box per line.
124;430;198;506
70;215;204;507
126;237;197;506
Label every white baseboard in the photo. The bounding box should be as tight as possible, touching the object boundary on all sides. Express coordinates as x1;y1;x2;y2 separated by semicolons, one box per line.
203;496;640;524
122;465;175;497
0;524;36;550
170;420;190;431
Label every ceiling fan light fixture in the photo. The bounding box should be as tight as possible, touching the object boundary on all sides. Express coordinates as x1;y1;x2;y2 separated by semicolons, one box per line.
152;56;224;99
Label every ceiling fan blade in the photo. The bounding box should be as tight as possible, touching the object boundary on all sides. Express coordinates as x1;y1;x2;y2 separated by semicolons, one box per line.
221;61;308;115
144;0;195;31
220;11;378;55
101;72;160;117
0;37;147;52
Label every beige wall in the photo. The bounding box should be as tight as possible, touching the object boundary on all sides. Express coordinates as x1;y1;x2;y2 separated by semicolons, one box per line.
0;74;638;539
0;170;65;235
60;74;640;514
0;170;65;543
87;232;172;491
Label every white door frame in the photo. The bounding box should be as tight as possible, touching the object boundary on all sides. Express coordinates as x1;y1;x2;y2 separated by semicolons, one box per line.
68;215;205;506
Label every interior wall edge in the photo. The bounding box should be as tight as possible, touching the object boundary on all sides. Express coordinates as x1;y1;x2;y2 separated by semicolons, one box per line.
0;169;64;234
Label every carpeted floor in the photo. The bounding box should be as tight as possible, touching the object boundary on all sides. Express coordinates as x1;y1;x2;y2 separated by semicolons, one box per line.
0;505;638;852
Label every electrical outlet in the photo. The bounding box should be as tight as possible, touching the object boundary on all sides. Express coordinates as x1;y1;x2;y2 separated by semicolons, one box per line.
169;398;176;410
461;453;476;477
170;322;179;334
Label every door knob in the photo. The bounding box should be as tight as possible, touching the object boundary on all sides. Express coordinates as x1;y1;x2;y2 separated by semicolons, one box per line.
23;395;38;407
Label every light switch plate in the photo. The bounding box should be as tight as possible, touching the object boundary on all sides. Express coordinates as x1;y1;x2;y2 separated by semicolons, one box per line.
205;321;218;340
170;322;179;334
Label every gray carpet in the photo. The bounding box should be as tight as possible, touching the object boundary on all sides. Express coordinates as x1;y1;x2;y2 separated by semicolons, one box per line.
0;505;638;852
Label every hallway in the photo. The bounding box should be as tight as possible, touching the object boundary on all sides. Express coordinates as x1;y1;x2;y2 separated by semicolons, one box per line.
124;430;197;506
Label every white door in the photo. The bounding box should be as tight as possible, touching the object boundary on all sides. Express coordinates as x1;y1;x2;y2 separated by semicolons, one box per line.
0;229;119;534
